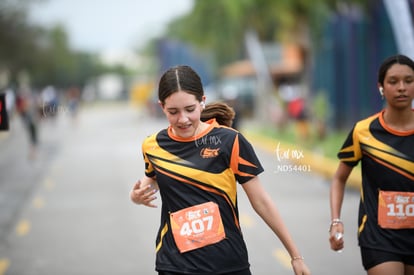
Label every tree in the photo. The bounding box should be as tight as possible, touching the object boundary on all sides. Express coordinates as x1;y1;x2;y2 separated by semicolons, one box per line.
0;0;131;91
0;0;43;84
163;0;369;69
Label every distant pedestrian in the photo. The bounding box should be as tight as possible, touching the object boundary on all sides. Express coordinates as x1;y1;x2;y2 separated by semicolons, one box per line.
329;54;414;275
0;92;9;131
66;86;81;122
15;88;38;159
130;65;311;275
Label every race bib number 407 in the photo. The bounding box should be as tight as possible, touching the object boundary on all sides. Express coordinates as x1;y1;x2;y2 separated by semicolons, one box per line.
170;202;226;253
378;190;414;229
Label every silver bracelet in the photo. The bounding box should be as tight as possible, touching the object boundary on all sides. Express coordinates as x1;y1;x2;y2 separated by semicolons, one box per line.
329;218;343;232
291;256;305;263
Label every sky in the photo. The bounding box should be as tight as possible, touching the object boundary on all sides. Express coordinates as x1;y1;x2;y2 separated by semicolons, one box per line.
28;0;194;60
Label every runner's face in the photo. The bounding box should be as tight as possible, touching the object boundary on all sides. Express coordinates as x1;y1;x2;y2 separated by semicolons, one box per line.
382;64;414;110
162;90;203;138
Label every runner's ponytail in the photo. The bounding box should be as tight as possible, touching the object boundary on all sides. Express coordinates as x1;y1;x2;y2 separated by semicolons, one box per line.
201;102;235;127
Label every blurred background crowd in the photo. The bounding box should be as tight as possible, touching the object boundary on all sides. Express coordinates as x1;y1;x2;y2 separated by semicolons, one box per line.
1;0;413;150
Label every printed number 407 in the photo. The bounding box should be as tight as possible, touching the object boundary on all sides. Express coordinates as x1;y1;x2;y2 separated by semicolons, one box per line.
387;203;414;217
180;216;213;236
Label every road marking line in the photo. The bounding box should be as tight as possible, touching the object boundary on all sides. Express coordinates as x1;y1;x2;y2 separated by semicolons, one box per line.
239;213;255;228
43;178;55;191
15;219;31;236
32;196;45;209
273;248;291;269
0;132;9;141
0;258;10;275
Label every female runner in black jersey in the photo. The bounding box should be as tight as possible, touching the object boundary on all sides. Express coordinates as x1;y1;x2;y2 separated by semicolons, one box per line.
329;54;414;275
130;65;311;275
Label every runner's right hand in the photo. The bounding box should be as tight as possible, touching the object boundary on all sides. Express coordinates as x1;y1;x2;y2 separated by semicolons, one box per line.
329;222;344;252
130;180;158;208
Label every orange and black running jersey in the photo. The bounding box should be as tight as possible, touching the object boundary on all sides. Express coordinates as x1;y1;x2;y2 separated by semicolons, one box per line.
142;119;264;274
338;109;414;254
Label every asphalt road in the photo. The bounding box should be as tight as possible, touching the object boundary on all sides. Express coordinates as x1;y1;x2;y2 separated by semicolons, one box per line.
0;102;365;275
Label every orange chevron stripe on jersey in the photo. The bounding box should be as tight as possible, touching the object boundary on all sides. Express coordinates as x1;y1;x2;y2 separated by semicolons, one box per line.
152;164;241;230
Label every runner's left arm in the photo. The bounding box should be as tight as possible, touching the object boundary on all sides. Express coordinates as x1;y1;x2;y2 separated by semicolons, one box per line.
329;161;352;251
242;176;311;275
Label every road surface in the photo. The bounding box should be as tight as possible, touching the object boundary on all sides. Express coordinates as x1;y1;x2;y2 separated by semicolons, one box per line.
0;102;364;275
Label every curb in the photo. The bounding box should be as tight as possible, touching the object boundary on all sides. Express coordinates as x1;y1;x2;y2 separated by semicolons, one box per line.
244;131;361;191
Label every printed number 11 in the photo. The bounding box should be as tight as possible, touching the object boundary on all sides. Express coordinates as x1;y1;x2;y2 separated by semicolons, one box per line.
387;203;414;217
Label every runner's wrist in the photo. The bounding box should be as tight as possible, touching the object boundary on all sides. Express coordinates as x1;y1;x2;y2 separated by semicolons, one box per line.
329;218;343;232
291;256;304;264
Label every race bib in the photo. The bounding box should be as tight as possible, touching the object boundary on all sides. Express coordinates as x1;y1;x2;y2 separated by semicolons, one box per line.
170;201;226;253
378;190;414;229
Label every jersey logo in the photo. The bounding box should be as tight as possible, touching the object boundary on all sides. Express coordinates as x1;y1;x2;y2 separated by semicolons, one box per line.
200;148;220;158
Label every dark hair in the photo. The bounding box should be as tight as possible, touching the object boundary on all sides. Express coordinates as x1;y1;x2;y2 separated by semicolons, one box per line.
158;65;204;104
201;102;235;127
378;54;414;85
158;65;236;127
